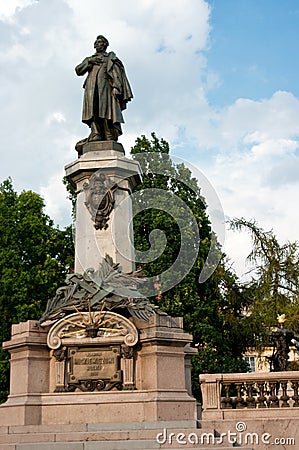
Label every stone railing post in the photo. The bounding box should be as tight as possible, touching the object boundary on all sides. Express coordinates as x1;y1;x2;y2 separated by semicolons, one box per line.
199;373;223;419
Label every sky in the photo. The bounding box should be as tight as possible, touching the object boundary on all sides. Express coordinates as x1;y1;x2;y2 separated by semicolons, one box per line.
0;0;299;279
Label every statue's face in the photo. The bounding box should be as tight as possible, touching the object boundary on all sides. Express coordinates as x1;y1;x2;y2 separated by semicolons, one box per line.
94;37;107;53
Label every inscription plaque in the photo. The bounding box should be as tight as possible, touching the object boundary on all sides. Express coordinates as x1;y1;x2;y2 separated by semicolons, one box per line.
67;346;122;391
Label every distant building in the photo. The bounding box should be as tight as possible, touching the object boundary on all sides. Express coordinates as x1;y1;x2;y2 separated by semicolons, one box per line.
244;346;299;373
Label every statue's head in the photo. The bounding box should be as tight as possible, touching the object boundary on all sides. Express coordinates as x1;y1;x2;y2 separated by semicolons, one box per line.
94;35;109;52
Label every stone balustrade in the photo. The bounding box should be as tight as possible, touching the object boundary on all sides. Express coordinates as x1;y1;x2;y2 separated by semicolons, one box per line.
199;371;299;419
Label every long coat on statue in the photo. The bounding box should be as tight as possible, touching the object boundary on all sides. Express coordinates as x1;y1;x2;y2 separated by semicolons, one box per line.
75;51;133;135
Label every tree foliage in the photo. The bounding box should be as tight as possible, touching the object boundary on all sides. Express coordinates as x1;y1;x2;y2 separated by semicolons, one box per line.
229;217;299;340
0;178;74;402
131;134;250;398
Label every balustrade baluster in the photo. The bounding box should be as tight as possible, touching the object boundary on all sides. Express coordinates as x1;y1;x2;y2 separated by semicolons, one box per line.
222;382;233;409
280;381;290;407
235;382;245;408
264;382;272;408
256;381;266;408
268;381;279;408
244;381;256;408
291;381;299;407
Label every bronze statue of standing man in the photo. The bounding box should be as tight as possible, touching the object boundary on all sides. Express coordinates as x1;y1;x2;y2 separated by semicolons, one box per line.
75;35;133;144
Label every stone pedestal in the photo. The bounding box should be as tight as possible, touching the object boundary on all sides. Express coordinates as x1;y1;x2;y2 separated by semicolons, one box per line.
0;317;197;426
65;141;142;274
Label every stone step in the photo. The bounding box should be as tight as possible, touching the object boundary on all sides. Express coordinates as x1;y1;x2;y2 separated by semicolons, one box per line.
0;445;253;450
2;442;157;450
0;421;255;450
1;420;197;435
0;427;254;450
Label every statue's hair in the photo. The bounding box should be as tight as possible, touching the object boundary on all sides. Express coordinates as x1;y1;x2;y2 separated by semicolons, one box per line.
96;35;109;49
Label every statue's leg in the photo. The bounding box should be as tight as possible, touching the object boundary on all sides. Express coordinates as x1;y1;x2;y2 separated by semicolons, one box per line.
88;120;102;141
87;90;102;141
87;119;118;141
103;119;118;141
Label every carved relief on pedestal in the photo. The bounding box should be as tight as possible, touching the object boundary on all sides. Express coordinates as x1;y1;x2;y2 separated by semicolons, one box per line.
83;171;117;230
121;344;136;391
47;311;138;392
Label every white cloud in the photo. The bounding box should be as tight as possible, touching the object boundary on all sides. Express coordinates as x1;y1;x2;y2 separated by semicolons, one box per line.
40;171;72;227
198;91;299;277
224;227;253;281
0;0;35;21
250;139;298;158
47;112;67;125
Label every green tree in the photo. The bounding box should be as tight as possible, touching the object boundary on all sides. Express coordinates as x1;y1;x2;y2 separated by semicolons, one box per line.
0;178;74;402
229;217;299;341
131;134;250;398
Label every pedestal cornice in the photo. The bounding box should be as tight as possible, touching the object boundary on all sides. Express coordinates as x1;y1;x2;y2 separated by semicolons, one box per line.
65;150;142;189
